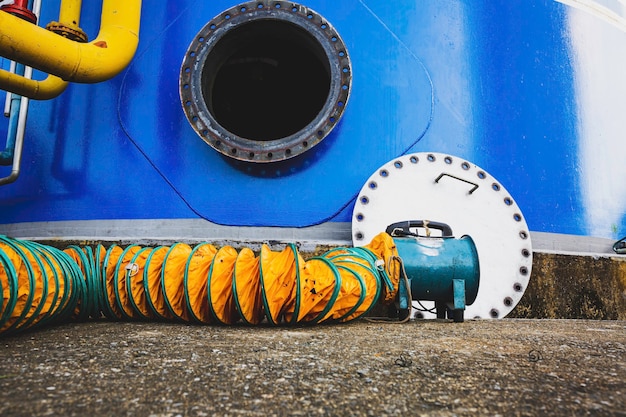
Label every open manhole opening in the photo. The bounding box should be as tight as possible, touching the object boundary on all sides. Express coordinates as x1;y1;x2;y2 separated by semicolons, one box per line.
205;19;330;141
180;1;351;162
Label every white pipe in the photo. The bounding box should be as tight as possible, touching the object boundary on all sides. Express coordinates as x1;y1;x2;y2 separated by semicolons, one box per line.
0;73;29;185
0;0;38;185
3;61;16;117
3;0;40;116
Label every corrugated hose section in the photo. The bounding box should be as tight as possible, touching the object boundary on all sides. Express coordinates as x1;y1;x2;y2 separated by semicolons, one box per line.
0;233;399;336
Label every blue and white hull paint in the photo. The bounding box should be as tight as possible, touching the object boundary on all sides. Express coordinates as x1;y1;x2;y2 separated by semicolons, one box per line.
1;0;625;252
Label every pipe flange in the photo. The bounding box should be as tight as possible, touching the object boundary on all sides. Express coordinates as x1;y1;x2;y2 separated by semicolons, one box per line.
46;22;89;43
180;1;351;163
352;152;533;319
1;4;37;24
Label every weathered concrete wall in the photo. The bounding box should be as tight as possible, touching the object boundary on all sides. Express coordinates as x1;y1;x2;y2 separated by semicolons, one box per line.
511;252;626;319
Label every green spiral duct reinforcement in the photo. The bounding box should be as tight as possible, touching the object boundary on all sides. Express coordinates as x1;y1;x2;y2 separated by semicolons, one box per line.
0;236;85;336
0;232;400;336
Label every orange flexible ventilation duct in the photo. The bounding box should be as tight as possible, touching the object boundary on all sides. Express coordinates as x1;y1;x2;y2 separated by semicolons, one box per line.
0;233;400;336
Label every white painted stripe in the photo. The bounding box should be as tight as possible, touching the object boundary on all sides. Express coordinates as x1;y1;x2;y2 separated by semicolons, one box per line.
556;0;626;31
564;3;626;238
0;219;618;254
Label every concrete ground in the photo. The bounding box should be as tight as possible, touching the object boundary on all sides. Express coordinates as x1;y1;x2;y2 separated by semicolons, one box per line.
1;319;624;416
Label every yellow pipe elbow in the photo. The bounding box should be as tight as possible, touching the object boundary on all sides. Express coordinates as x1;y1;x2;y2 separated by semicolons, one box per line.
0;71;69;100
0;0;141;84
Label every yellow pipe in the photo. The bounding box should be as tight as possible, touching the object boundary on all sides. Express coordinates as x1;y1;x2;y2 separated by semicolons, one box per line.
0;72;68;100
0;0;141;84
0;0;84;99
59;0;83;27
48;0;89;42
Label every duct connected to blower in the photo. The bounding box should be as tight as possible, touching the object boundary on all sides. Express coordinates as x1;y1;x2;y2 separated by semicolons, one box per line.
0;218;488;336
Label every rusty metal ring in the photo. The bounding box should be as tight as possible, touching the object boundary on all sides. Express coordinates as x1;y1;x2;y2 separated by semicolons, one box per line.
180;1;351;163
46;22;89;43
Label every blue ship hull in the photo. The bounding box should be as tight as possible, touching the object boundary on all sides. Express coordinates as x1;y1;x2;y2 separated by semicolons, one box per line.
1;0;625;244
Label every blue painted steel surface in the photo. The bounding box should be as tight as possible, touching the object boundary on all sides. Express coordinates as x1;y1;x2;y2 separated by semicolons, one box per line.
1;1;625;239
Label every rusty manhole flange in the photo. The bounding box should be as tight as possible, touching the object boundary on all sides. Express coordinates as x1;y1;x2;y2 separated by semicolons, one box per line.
180;1;351;163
